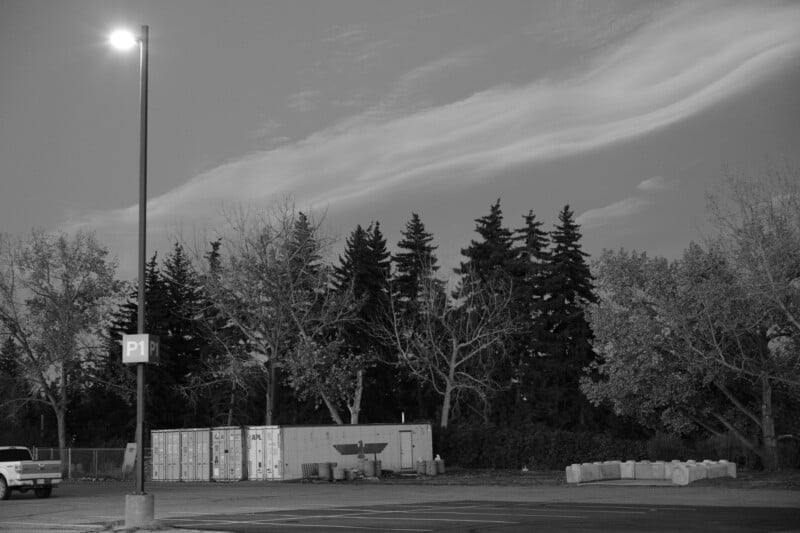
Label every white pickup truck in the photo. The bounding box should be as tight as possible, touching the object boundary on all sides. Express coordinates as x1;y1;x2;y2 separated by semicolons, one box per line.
0;446;62;500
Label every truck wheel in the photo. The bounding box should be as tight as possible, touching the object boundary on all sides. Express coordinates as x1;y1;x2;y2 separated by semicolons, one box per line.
0;476;9;500
34;487;52;498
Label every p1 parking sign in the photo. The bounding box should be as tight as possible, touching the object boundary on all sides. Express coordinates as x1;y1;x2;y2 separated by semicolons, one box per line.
122;334;160;364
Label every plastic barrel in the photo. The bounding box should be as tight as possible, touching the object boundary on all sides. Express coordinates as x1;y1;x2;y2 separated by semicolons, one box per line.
318;462;332;480
333;467;345;481
435;459;445;474
363;459;376;477
425;460;438;476
416;460;426;474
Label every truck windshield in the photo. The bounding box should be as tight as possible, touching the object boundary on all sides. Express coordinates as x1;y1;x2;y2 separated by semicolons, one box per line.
0;449;33;461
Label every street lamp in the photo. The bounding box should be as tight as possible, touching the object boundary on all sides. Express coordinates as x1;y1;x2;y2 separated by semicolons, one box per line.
109;24;153;527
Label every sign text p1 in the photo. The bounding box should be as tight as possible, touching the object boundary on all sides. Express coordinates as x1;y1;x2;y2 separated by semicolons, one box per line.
122;334;160;364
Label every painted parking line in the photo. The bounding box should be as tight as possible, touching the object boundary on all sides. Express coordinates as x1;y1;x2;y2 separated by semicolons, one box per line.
328;507;585;519
168;516;431;531
0;521;105;530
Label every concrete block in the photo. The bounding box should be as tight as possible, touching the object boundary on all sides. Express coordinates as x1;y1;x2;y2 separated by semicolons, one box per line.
620;460;635;479
664;460;682;480
719;459;737;478
125;494;155;529
566;464;580;484
634;460;665;480
706;463;729;479
579;463;602;482
672;463;708;486
600;461;621;480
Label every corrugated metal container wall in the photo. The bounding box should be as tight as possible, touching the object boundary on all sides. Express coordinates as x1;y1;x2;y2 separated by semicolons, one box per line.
151;430;166;481
179;428;211;481
211;426;244;481
245;426;283;481
164;430;181;481
280;424;432;480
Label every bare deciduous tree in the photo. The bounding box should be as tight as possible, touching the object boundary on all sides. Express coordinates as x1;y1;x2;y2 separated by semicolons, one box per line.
0;230;119;460
382;275;517;428
190;203;359;424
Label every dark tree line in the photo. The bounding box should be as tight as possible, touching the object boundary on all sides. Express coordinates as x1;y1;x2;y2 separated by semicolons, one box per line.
1;199;602;447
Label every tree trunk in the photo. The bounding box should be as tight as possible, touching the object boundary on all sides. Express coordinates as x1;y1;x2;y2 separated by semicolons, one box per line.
440;351;457;429
264;361;276;425
321;392;344;424
226;384;236;426
347;369;364;424
55;406;67;476
440;379;454;429
760;375;779;471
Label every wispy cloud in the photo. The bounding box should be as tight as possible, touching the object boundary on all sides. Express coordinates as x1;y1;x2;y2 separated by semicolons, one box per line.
68;1;800;244
577;197;650;229
636;176;671;192
287;90;322;112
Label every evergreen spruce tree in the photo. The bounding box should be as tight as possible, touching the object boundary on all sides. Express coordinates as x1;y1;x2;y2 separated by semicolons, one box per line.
454;200;518;420
493;210;552;418
287;212;322;282
391;213;443;420
333;222;392;421
456;199;515;287
393;213;440;304
533;205;598;428
161;243;207;422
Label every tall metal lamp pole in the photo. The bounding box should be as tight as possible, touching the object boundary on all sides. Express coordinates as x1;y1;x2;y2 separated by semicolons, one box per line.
109;25;152;522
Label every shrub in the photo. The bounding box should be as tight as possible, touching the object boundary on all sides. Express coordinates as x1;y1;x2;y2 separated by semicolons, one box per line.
646;432;692;461
438;423;646;470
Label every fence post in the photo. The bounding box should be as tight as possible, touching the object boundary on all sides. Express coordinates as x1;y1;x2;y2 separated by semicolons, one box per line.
94;449;98;478
68;448;72;480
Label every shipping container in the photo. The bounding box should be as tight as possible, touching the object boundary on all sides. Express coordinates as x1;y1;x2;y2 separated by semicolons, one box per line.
151;429;182;481
211;426;244;481
151;423;431;482
151;428;211;482
245;426;282;480
179;428;211;481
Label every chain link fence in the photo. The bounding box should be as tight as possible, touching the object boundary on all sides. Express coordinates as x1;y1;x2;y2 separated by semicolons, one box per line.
32;447;152;480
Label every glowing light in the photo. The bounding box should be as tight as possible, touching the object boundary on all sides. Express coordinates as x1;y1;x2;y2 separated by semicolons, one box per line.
109;28;137;51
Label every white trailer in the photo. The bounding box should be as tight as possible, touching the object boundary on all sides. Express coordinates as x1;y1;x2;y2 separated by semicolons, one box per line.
274;423;432;481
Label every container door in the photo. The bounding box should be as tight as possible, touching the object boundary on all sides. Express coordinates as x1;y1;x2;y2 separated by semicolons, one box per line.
265;428;281;480
151;432;165;481
213;427;243;481
399;431;413;470
180;430;194;481
198;429;210;481
247;428;264;481
229;428;243;480
166;431;180;480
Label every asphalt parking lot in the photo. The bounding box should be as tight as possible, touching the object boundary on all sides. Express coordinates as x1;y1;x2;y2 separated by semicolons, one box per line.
158;500;800;533
1;481;799;532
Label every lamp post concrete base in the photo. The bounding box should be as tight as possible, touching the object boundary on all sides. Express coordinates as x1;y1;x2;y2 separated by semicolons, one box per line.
125;493;155;528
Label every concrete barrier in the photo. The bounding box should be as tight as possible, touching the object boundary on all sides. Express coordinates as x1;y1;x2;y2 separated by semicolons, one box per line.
566;464;580;484
663;460;682;481
620;460;635;479
600;461;621;479
567;458;736;485
672;463;708;486
719;459;737;478
565;463;603;483
702;461;730;479
634;461;666;480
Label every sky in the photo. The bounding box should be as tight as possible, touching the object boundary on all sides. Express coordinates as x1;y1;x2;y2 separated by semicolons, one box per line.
1;0;799;281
